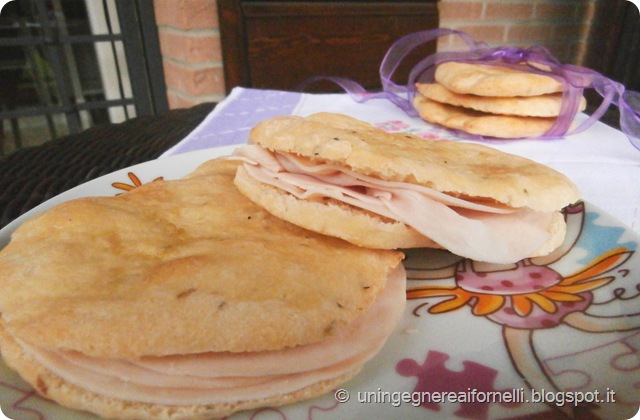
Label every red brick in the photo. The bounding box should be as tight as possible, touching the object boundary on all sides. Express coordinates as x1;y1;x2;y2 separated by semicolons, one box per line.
162;60;225;97
158;29;222;63
506;23;555;44
441;36;479;52
437;0;592;66
453;24;507;46
154;0;218;30
167;91;188;109
167;90;201;109
166;89;226;110
484;3;534;21
438;1;483;21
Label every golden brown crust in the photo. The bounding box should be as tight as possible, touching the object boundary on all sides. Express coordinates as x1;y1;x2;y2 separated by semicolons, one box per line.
434;62;563;97
0;159;403;358
248;113;581;212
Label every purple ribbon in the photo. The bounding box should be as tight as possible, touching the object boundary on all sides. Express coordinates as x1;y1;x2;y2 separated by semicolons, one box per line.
299;28;640;151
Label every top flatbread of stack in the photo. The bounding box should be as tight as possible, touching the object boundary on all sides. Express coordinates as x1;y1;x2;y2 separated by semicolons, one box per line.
413;61;586;138
434;62;563;97
0;159;404;419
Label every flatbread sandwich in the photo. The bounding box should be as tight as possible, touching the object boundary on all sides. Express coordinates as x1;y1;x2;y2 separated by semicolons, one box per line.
233;113;581;264
0;159;405;419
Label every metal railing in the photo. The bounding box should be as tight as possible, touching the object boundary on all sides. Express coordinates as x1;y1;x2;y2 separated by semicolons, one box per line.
0;0;167;156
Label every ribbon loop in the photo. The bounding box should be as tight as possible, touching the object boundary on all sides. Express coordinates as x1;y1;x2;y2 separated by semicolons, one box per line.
492;47;528;64
297;28;640;151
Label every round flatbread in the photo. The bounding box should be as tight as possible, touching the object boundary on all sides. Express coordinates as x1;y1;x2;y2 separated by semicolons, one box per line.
413;94;557;139
0;159;403;358
416;82;586;117
435;61;564;97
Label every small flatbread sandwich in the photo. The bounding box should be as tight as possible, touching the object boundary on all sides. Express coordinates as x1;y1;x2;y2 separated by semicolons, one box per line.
232;113;581;264
0;159;405;419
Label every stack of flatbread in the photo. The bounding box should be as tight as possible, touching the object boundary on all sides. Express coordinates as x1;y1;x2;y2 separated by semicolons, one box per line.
413;61;586;138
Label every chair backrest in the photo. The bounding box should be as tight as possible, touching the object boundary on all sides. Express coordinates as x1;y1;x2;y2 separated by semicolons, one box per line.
217;0;440;93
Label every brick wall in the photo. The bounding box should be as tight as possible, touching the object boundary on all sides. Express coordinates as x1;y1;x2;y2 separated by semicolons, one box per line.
153;0;600;109
438;0;597;64
153;0;225;109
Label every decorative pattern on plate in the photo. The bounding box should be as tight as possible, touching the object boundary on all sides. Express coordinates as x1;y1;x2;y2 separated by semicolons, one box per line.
111;172;163;193
403;201;640;419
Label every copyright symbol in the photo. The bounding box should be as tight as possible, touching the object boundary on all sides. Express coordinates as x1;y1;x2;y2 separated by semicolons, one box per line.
335;388;350;403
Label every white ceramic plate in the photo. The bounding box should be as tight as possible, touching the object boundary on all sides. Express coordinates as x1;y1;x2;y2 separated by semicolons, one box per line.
1;146;639;420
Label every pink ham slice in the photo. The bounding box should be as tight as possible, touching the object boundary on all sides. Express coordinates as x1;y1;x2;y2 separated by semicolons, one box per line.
233;145;555;264
18;265;406;406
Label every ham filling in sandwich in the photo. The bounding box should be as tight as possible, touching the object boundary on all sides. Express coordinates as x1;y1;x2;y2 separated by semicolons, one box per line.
233;145;562;264
231;113;581;265
12;264;405;407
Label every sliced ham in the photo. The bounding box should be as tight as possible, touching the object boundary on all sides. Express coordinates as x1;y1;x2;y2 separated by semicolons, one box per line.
232;145;556;264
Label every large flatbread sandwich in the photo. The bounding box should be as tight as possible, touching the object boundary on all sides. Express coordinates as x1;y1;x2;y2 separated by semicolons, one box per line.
0;159;405;419
233;113;581;264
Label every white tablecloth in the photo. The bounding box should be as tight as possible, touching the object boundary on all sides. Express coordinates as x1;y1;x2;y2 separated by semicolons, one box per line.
163;87;640;235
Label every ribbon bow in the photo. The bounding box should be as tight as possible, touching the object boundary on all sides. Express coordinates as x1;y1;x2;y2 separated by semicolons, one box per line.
301;28;640;151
